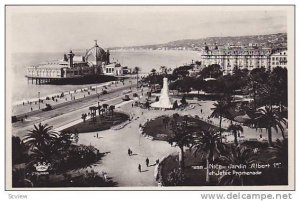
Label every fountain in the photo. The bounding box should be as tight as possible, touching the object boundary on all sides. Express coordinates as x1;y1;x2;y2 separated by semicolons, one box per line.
151;77;173;109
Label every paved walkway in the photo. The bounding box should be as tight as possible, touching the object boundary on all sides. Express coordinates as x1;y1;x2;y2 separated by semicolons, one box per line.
77;103;178;186
76;100;287;187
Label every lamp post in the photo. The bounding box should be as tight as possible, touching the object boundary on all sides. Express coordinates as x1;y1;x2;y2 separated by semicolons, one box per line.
38;92;40;110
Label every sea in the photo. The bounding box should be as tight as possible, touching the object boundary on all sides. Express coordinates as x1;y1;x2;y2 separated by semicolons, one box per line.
9;50;200;104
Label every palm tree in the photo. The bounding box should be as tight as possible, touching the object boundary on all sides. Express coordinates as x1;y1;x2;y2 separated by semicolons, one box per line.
268;139;288;168
102;103;109;111
89;106;97;122
210;99;231;137
217;145;258;185
22;123;59;152
227;124;244;146
109;105;115;116
254;106;287;146
97;105;102;117
134;66;141;89
169;119;193;170
100;108;105;116
192;129;225;183
81;113;87;122
22;123;59;161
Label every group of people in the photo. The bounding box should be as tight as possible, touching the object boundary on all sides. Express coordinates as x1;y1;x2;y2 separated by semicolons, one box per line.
138;158;159;173
128;148;159;173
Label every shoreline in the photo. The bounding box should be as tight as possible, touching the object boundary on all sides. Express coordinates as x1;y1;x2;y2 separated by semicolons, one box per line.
12;81;115;106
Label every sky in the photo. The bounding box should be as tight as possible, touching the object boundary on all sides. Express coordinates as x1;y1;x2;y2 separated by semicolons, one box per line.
6;6;289;53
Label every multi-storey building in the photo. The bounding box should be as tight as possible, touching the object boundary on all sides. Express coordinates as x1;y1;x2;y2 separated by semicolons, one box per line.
200;43;285;75
270;50;287;69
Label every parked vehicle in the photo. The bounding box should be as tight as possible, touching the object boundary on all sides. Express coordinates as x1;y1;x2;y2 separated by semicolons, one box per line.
122;95;130;101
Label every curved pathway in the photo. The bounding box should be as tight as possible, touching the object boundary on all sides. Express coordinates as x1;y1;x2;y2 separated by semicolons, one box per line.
77;103;177;186
74;100;287;186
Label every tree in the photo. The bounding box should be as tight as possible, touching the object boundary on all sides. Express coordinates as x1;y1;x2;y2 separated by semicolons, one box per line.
227;124;244;146
160;66;167;75
102;104;109;115
97;105;102;116
89;106;97;122
199;64;222;79
254;106;287;146
168;117;193;170
268;139;288;168
193;77;204;95
81;113;87;123
12;136;26;165
145;101;150;109
22;123;59;159
217;145;258;185
269;67;288;110
192;129;225;183
109;105;115;116
150;68;157;75
173;100;178;109
244;67;269;110
134;66;141;89
180;96;187;105
210;99;231;137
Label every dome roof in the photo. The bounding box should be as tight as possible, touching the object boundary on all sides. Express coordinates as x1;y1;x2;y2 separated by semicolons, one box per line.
85;41;107;63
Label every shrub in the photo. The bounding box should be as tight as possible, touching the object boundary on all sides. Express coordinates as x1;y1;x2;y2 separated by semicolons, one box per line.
180;96;187;105
173;100;178;109
166;168;185;186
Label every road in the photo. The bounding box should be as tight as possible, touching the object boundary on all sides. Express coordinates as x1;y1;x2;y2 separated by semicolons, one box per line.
12;83;139;138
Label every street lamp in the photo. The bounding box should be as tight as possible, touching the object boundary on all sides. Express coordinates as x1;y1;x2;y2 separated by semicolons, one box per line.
38;92;40;110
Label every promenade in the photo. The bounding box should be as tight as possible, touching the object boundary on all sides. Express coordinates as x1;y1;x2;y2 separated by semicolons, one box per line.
76;100;286;186
12;79;138;137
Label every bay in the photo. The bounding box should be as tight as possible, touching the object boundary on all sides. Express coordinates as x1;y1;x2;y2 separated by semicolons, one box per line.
9;50;200;103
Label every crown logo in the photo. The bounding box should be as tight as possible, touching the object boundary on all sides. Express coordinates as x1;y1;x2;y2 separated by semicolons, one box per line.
33;162;51;172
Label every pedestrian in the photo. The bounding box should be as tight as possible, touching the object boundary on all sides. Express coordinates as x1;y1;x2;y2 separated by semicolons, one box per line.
138;164;141;172
146;157;149;167
156;159;159;165
30;107;33;111
97;133;99;138
128;148;131;156
132;103;133;108
201;109;203;113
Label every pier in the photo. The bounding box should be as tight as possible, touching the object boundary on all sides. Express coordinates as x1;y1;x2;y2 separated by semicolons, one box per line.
26;76;63;85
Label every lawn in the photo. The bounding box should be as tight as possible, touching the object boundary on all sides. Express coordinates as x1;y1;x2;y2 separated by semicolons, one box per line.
143;115;220;141
63;112;130;133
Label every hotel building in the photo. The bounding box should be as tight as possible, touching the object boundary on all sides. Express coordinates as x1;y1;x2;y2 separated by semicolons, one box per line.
200;43;286;75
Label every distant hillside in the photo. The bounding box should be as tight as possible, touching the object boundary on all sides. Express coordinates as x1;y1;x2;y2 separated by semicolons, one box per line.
110;33;287;51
